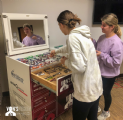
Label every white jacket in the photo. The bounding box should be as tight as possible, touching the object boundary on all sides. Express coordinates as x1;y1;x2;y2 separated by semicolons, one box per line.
55;25;103;102
13;39;25;48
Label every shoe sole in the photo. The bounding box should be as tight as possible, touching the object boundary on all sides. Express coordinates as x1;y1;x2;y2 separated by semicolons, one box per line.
98;113;110;120
104;114;110;120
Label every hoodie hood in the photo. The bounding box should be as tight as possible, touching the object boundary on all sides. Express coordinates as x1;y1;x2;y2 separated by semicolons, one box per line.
70;25;91;39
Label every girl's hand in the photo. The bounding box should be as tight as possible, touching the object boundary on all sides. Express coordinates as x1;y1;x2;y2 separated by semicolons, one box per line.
32;36;37;40
50;50;56;57
96;50;101;56
61;56;67;64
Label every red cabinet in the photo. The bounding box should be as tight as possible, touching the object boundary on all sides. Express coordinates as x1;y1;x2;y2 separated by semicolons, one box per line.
30;73;73;120
33;101;56;120
31;80;56;120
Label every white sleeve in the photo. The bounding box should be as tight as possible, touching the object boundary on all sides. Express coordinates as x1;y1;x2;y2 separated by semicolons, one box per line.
65;36;87;74
13;40;25;48
55;45;68;53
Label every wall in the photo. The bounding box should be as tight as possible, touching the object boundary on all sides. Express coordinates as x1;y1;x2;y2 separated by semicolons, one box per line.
1;0;93;47
1;0;93;92
0;0;9;92
2;0;123;45
0;0;123;92
0;0;3;102
120;62;123;73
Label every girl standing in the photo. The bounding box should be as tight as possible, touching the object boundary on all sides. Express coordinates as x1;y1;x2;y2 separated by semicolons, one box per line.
93;13;123;120
50;10;103;120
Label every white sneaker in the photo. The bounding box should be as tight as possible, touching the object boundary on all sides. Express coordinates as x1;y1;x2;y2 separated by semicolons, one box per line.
98;106;101;112
98;110;110;120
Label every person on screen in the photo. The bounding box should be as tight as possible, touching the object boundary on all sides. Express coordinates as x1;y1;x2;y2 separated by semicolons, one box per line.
60;80;69;92
64;94;73;110
22;23;45;46
91;13;123;120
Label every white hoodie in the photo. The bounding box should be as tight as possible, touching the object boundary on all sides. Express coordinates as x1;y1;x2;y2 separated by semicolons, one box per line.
55;25;103;102
13;39;25;48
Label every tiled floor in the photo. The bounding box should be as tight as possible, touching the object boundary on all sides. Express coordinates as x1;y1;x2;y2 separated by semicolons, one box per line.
1;77;123;120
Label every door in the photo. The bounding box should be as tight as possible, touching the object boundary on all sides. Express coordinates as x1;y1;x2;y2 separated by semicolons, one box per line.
18;27;26;42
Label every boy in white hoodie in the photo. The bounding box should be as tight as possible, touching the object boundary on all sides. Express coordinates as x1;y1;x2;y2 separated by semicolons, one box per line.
50;10;103;120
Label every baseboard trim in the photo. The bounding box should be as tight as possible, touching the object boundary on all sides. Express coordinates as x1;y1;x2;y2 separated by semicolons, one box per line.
2;91;9;96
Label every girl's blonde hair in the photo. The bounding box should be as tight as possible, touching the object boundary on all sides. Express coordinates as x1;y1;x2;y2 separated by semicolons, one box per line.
57;10;81;28
101;13;122;38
